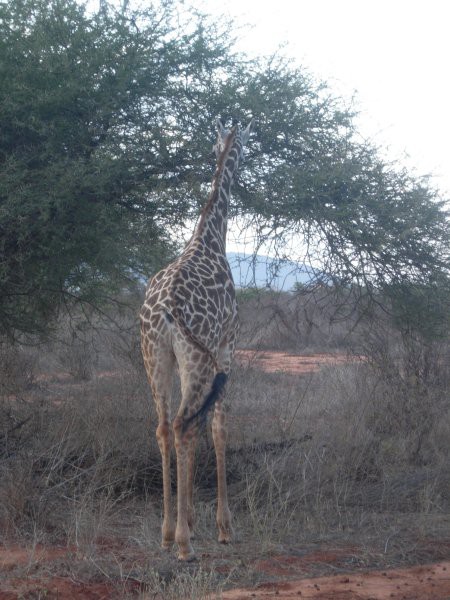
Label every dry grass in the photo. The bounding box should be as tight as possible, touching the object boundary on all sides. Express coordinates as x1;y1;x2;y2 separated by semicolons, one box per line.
238;362;449;530
0;297;449;595
141;568;224;600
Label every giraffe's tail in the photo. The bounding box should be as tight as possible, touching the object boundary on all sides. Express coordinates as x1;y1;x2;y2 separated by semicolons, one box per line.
182;372;228;433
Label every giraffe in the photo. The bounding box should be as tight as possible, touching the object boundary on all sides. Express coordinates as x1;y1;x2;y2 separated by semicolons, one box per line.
140;118;254;561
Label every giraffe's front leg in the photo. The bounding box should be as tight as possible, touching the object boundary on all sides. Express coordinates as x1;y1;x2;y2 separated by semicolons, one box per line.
173;415;196;561
212;400;234;543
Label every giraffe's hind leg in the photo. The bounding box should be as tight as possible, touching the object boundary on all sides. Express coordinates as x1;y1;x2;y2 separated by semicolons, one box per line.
173;413;196;561
142;335;175;550
173;345;214;561
212;340;235;543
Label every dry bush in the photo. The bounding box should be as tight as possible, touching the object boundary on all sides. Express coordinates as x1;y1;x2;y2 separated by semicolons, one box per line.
0;460;35;535
237;288;356;352
0;341;39;395
226;352;449;545
43;302;143;381
0;362;161;542
50;314;102;381
101;319;144;376
356;315;450;466
0;301;164;544
57;337;97;381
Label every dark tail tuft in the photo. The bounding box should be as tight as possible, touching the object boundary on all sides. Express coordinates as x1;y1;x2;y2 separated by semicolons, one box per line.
182;372;228;433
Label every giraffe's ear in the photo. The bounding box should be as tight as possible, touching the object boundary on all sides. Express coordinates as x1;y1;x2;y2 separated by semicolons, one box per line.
241;118;255;145
216;118;227;138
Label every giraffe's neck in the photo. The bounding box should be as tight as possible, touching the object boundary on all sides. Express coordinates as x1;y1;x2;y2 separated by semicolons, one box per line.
192;130;241;253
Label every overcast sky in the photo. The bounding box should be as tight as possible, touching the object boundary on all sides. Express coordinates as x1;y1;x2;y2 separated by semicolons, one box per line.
203;0;449;196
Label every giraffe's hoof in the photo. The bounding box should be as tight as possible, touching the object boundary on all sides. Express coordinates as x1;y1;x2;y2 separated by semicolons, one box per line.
177;549;197;562
218;531;234;544
176;537;196;561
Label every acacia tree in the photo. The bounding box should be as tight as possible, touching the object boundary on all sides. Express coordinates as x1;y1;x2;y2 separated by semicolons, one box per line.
0;0;223;336
0;0;448;338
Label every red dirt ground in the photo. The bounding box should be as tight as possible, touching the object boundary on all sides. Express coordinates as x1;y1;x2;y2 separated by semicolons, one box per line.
0;578;114;600
0;545;113;599
221;560;450;600
235;349;357;375
1;545;449;599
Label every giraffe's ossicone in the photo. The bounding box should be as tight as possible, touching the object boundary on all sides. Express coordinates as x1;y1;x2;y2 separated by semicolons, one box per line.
140;118;254;561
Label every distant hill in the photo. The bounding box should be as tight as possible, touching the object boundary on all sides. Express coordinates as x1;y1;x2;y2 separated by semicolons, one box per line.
227;252;318;291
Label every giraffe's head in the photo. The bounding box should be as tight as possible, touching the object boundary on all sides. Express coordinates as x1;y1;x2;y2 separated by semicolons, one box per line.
213;118;255;162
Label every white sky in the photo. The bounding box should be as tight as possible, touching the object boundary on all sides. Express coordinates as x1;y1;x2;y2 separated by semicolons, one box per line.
203;0;450;196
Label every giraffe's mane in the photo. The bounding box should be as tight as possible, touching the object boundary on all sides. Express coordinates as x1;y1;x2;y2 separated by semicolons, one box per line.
196;125;238;232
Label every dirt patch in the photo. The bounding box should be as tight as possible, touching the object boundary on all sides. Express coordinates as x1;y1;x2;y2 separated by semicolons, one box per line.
221;560;450;600
235;350;356;375
0;577;115;600
0;544;70;571
0;543;139;599
253;549;354;577
2;542;449;600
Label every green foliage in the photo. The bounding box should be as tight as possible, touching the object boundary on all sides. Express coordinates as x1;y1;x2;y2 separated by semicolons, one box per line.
235;75;449;292
0;0;448;338
0;0;182;335
387;276;450;341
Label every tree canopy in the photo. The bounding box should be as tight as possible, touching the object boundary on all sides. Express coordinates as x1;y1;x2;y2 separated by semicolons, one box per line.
0;0;448;338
